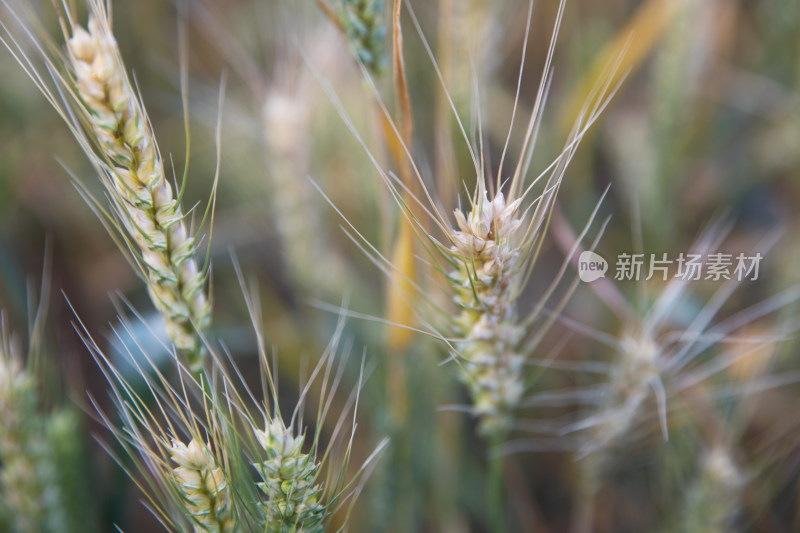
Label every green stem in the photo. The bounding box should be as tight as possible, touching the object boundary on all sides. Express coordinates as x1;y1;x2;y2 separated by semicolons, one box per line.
489;438;507;533
573;456;599;533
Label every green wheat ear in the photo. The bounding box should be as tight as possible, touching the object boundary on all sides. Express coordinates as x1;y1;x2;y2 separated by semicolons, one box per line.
0;314;92;533
253;419;326;532
317;0;386;74
341;0;386;74
0;337;44;532
681;445;744;533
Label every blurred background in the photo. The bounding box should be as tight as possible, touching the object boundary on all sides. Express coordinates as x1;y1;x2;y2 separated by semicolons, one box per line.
0;0;799;531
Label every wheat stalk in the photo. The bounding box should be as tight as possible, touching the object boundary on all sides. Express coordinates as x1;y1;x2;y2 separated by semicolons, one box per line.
314;0;619;442
75;277;387;532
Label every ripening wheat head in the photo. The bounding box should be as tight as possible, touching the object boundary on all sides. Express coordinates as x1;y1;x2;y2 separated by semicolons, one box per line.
444;186;528;439
319;0;619;440
259;28;356;297
0;304;92;533
0;0;212;372
505;218;800;532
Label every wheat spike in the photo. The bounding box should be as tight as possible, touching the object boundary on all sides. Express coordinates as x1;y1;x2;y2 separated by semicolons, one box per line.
0;351;43;532
66;13;210;370
340;0;386;74
448;190;526;438
254;419;326;532
681;445;744;532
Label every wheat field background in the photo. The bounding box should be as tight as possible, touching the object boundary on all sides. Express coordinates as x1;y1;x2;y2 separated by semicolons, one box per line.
0;0;799;531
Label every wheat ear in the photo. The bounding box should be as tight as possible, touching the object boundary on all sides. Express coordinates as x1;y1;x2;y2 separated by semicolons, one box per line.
253;420;326;531
0;347;43;531
328;0;386;74
448;190;526;438
681;445;744;532
0;314;85;532
65;13;210;370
